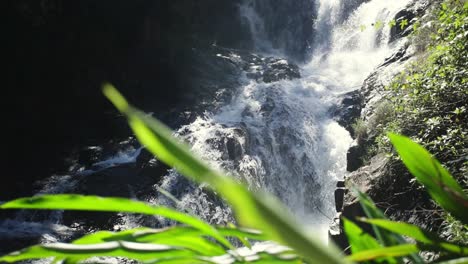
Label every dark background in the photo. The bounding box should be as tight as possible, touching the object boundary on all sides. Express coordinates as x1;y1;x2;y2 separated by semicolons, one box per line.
2;0;251;200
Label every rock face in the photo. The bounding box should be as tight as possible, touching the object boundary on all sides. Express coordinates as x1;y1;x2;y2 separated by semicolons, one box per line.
330;0;435;250
332;90;364;134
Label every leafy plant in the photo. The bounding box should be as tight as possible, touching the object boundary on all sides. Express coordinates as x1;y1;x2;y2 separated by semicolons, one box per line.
1;86;467;263
399;19;409;30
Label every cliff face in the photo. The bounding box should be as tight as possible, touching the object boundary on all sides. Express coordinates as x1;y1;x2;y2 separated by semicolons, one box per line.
330;0;452;250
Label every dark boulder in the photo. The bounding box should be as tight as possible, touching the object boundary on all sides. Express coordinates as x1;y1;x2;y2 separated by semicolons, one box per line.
346;144;365;172
390;9;416;42
263;58;301;83
334;188;345;212
332;90;363;134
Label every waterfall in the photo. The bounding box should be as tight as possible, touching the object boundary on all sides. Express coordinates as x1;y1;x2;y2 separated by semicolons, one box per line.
0;0;412;253
239;0;274;53
151;0;411;240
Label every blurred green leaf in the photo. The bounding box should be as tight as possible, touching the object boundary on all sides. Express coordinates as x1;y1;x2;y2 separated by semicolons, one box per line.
359;218;468;255
347;244;419;262
103;84;347;264
343;218;396;263
388;133;468;224
434;257;468;264
356;190;424;263
73;228;226;256
0;194;232;249
0;242;195;263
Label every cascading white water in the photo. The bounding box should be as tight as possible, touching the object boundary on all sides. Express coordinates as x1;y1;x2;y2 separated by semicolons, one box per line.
151;0;411;241
239;0;274;53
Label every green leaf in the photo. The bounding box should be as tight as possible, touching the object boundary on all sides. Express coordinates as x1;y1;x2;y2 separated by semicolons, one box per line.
343;218;382;253
359;218;468;255
103;84;348;264
388;133;468;224
356;190;425;263
347;244;419;262
343;218;396;263
0;194;232;249
374;21;383;30
72;228;226;256
0;242;195;263
399;19;409;30
435;257;468;264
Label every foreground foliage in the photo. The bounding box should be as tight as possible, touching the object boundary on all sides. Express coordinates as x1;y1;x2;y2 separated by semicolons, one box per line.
0;85;467;263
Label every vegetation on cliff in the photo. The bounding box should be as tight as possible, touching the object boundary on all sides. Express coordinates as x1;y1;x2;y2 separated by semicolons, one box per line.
353;0;467;244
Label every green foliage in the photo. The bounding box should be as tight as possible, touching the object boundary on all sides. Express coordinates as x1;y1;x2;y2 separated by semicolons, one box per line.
355;190;425;264
1;86;468;263
389;134;468;224
374;21;384;30
357;1;467;243
399;19;409;30
359;218;468;254
351;118;368;144
383;0;468;182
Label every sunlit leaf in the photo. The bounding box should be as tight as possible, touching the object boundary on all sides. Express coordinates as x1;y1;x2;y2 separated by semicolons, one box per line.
356;190;425;263
388;133;468;224
0;242;195;263
0;194;232;249
343;218;395;263
359;218;468;255
434;257;468;264
347;244;419;262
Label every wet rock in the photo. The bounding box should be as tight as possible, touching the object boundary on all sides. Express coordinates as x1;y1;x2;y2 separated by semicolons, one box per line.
78;146;104;167
346;144;365;172
390;9;416;42
341;155;388;226
332;90;363;134
226;137;244;161
336;180;345;188
243;56;301;83
381;43;410;67
262;59;301;83
334;188;345;212
328;213;349;252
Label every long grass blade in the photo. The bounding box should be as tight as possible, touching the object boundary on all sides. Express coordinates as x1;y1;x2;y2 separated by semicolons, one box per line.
347;244;419;262
0;194;232;249
355;190;425;263
359;218;468;255
343;218;397;263
434;257;468;264
0;242;195;263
